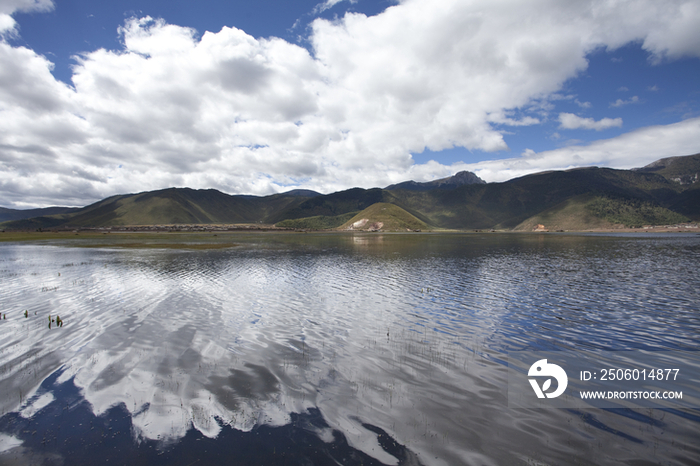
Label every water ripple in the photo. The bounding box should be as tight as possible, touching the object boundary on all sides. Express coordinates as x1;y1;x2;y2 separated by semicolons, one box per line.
0;234;698;465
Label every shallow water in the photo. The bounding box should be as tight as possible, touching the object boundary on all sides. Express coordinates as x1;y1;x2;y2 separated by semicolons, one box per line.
0;232;699;465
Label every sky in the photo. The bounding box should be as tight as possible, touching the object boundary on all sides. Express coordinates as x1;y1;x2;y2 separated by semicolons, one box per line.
1;0;699;208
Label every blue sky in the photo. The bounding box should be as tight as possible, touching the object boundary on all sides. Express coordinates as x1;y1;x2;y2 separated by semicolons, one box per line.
1;0;699;207
10;0;391;84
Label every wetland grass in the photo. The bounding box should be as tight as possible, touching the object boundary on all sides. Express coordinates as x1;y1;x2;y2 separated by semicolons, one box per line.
47;314;63;329
0;231;239;250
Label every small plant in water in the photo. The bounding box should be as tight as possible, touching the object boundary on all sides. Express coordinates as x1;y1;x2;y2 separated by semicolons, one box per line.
48;314;63;328
24;310;28;318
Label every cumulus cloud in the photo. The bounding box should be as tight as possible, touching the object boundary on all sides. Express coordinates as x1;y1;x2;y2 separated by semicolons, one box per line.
558;113;623;131
1;0;700;207
0;0;53;35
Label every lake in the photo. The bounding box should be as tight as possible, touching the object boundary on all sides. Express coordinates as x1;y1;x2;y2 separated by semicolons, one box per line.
0;232;698;465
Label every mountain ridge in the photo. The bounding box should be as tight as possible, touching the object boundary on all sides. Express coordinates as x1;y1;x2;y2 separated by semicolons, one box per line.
2;154;698;231
385;170;485;191
0;206;80;223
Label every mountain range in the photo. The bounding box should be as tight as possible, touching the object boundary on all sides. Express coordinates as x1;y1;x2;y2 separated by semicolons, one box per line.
2;154;699;231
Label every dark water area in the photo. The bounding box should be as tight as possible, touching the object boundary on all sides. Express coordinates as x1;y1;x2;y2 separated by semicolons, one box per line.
0;232;698;465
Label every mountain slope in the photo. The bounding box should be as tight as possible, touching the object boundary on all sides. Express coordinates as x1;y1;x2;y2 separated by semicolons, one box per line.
635;152;700;185
338;203;432;231
57;188;257;226
389;166;691;229
512;194;688;231
1;188;320;229
275;212;360;230
279;188;390;220
0;206;80;223
2;154;698;230
279;165;687;230
385;170;485;191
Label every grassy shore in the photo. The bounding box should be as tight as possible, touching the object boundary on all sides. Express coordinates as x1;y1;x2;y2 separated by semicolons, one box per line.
1;224;697;248
0;231;242;249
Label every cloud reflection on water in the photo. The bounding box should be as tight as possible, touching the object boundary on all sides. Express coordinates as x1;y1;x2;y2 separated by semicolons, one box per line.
0;233;699;465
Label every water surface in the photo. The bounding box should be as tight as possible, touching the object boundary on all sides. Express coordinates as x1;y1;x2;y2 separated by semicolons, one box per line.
0;233;698;465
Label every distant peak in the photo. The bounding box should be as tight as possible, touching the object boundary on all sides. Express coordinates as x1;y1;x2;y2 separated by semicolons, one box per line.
278;189;322;197
385;170;486;191
445;171;487;185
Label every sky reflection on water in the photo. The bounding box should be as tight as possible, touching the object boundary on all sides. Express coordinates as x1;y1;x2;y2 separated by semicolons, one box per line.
0;233;699;465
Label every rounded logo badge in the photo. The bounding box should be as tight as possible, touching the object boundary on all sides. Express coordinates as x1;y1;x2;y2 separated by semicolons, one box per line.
528;359;568;399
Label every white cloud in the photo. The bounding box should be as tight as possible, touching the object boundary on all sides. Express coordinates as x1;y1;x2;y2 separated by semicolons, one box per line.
0;0;53;35
313;0;357;14
1;0;700;207
610;95;640;107
0;14;15;34
486;112;540;126
639;0;700;62
558;113;623;131
462;117;700;183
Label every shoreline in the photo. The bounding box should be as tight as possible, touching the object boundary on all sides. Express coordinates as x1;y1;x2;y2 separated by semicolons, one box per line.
0;223;698;246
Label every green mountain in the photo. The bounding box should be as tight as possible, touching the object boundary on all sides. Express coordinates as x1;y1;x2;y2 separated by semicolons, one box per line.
1;188;321;229
279;187;389;219
281;154;699;230
511;193;687;231
387;165;693;230
635;153;700;185
385;170;485;191
0;206;80;223
2;153;698;231
633;153;700;221
337;203;431;231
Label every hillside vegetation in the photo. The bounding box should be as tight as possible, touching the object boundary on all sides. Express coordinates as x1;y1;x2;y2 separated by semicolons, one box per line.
276;212;359;230
0;206;79;223
636;153;700;185
338;203;432;231
2;153;698;231
513;194;688;230
1;188;319;229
